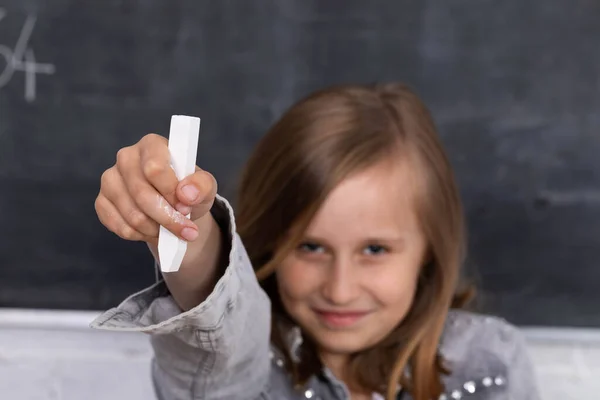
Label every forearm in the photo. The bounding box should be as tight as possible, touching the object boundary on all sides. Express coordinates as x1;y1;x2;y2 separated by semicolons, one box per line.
92;227;273;399
148;211;227;311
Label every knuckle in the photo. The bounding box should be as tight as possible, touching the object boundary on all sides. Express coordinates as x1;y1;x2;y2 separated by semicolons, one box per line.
143;159;167;179
118;223;137;240
94;196;104;215
94;197;113;225
127;209;147;229
94;199;107;226
99;168;112;188
96;201;118;232
115;146;131;166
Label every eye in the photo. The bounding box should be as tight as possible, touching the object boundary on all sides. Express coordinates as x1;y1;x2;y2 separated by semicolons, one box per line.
363;244;387;256
298;242;325;254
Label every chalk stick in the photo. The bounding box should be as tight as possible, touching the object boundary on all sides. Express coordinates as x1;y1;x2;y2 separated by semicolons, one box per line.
158;115;200;273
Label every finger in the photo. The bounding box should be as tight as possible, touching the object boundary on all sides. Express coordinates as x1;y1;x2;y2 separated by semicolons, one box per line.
115;144;199;241
176;168;218;220
138;134;179;207
100;167;159;237
95;194;149;242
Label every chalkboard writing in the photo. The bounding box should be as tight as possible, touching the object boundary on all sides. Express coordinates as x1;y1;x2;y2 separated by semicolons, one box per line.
0;7;55;102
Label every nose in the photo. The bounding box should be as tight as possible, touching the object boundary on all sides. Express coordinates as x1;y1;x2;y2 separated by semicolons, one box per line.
321;257;360;305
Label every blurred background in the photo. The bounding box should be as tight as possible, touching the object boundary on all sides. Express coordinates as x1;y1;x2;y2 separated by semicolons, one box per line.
0;1;598;399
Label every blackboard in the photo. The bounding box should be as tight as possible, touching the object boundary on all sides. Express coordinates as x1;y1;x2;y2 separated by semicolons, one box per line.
0;1;598;327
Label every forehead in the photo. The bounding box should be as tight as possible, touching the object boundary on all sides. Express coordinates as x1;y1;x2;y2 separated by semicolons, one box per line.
306;160;422;237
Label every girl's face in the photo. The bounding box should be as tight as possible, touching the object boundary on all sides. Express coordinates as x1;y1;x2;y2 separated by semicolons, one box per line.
277;160;427;365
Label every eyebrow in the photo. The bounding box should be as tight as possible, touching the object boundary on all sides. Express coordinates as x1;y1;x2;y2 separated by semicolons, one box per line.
300;235;407;246
362;237;406;244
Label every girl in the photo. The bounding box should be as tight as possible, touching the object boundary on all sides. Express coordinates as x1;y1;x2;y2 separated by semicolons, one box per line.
92;83;540;399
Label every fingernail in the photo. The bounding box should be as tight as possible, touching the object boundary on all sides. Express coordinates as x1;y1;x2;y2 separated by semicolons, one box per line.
175;203;192;216
181;227;199;242
182;185;199;202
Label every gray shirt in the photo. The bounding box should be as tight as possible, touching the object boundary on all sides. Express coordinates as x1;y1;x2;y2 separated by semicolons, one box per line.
90;195;541;400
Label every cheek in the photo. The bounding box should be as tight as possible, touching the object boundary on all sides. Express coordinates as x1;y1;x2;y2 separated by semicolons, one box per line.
276;258;319;303
371;258;421;310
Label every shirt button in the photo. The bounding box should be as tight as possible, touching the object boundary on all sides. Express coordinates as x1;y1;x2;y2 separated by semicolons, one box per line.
463;381;476;393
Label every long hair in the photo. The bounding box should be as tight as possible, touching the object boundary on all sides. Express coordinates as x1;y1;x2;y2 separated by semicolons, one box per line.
235;83;472;400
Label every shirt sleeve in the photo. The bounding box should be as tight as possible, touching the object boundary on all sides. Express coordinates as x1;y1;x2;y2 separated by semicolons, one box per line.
90;195;273;400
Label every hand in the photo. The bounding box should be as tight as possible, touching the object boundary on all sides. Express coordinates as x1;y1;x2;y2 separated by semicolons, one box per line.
95;133;217;246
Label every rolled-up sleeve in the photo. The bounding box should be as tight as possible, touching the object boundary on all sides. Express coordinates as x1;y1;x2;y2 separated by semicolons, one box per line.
90;195;272;400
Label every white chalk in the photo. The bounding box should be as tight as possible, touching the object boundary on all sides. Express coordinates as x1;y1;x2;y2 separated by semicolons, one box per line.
158;115;200;273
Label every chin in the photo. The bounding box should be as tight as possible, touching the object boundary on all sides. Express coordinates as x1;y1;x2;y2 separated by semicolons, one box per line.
310;329;372;355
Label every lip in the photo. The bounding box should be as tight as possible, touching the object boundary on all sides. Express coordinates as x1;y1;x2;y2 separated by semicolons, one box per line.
313;309;371;328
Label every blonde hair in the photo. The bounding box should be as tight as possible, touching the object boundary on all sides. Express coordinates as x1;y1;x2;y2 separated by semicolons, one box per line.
236;83;472;400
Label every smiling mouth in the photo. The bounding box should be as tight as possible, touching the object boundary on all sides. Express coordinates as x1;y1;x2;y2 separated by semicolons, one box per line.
313;309;371;328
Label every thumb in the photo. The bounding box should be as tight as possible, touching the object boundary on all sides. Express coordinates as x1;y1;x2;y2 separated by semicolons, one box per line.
175;167;218;221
